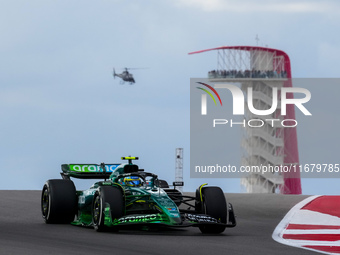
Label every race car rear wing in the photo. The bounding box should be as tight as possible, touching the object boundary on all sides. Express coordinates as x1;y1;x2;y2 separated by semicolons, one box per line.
61;163;120;179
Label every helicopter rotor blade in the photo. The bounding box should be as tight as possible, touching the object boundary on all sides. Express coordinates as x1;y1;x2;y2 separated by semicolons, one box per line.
126;67;149;70
115;67;149;71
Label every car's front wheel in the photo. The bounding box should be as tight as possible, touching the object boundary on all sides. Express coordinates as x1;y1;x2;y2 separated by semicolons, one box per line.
92;186;124;232
198;186;227;234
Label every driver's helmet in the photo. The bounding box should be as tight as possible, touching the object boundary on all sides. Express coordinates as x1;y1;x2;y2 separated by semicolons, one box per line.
123;176;142;187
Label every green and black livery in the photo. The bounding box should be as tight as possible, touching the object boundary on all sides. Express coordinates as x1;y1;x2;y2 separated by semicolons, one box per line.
41;157;236;233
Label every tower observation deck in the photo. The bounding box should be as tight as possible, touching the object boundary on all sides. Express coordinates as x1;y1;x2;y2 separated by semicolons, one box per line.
189;46;302;195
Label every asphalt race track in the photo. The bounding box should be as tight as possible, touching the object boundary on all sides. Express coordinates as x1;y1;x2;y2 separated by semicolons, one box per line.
0;191;316;255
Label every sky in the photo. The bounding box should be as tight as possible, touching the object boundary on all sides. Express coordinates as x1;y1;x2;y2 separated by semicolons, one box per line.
1;0;340;194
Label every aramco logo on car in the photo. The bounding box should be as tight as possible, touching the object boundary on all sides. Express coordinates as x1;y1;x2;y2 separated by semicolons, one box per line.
69;164;119;172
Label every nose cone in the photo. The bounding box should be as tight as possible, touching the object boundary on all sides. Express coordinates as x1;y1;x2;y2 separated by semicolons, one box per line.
165;208;182;224
170;215;182;224
151;189;182;224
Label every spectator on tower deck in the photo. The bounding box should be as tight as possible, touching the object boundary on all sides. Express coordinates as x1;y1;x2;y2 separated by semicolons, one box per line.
207;68;287;79
236;70;243;78
273;70;278;78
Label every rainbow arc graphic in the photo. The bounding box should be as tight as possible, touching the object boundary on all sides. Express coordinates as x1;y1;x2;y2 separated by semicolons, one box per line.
196;82;222;115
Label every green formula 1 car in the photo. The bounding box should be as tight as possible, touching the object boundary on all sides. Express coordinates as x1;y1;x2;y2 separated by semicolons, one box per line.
41;157;236;233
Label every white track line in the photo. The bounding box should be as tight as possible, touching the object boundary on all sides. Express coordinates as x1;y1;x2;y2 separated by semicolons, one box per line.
289;210;340;226
284;229;340;235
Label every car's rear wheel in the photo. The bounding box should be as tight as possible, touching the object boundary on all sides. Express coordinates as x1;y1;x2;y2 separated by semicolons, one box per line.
41;179;77;224
198;187;227;234
92;186;124;232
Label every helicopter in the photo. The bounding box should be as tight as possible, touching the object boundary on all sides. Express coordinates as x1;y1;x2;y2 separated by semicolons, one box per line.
113;68;136;84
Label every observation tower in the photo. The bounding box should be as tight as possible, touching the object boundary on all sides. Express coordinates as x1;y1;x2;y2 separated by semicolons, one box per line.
189;46;301;194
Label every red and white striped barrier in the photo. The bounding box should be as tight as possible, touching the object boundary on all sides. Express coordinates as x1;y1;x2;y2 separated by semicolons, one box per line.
273;196;340;254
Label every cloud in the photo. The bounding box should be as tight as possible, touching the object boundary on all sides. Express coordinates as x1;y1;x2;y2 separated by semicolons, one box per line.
172;0;338;13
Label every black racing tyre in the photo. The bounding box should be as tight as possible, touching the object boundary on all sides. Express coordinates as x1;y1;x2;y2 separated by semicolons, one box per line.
92;186;124;232
198;187;227;234
41;179;77;224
